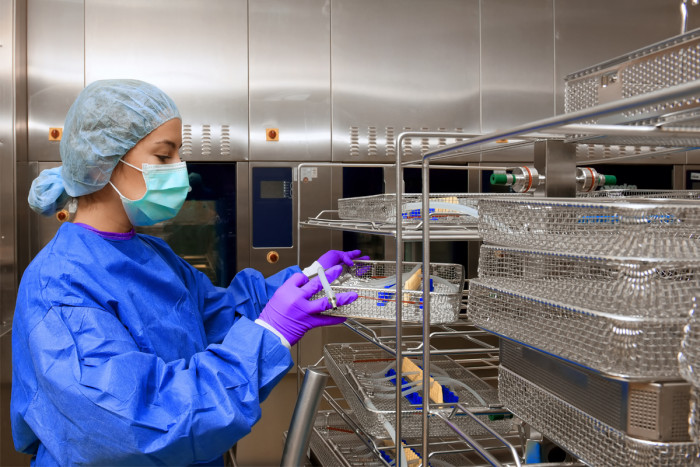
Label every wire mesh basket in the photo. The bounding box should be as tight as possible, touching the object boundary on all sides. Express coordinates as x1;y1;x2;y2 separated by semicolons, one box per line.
323;342;512;439
680;298;700;388
476;244;700;319
309;410;492;467
318;260;465;324
337;193;529;225
499;367;699;466
690;388;700;447
501;339;691;443
477;197;700;258
309;411;385;467
564;28;700;129
578;189;700;199
468;280;686;379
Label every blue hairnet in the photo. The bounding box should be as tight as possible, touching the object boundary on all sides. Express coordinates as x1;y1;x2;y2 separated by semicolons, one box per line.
28;79;180;215
27;166;71;216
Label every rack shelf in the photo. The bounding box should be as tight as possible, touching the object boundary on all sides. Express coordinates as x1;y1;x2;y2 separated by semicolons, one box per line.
299;212;481;241
340;317;499;359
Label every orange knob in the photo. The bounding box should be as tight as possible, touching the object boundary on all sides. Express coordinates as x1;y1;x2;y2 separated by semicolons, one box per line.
266;251;280;263
48;127;63;141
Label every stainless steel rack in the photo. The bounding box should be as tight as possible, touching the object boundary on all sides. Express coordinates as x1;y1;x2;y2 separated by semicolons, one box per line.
297;79;700;466
300;210;481;241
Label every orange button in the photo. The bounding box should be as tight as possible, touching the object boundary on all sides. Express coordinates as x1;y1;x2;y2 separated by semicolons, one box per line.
266;128;279;141
49;128;63;141
266;251;280;263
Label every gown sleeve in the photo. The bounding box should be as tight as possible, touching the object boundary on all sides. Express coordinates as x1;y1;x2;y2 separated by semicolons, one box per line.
173;257;302;345
14;302;293;466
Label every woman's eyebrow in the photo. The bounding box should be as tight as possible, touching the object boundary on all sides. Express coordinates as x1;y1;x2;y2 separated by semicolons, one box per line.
153;139;183;149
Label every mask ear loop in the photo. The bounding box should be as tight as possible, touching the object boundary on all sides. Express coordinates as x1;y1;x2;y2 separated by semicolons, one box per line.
119;159;143;172
108;181;127;199
109;159;147;201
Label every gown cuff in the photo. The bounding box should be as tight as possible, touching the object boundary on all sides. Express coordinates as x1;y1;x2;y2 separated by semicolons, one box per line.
254;319;291;349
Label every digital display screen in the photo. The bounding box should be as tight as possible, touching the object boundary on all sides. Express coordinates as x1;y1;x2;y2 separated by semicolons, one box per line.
260;180;285;199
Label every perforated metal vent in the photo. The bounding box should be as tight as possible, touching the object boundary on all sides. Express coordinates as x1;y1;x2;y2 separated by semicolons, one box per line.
201;124;211;157
420;127;430;155
349;126;359;157
629;388;659;432
672;390;692;440
402;127;414;158
181;124;193;158
180;124;238;160
368;126;377;158
385;127;395;157
343;126;469;159
220;125;231;157
564;76;598;114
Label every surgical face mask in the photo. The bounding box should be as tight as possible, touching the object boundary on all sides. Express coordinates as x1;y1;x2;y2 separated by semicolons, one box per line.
109;159;190;226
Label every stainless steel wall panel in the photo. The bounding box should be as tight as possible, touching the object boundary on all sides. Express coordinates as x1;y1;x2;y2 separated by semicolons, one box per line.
27;0;84;162
248;0;331;162
481;0;554;131
331;0;480;162
85;0;248;161
554;0;680;115
3;0;31;463
0;0;16;333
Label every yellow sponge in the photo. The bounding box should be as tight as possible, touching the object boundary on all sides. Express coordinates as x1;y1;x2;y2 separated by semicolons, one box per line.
401;357;443;404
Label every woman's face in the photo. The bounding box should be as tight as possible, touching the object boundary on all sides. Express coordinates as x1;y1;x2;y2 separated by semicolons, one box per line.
110;118;183;200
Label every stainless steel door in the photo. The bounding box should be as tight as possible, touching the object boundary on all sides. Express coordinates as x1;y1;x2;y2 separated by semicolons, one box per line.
85;0;249;162
249;0;331;162
330;0;480;162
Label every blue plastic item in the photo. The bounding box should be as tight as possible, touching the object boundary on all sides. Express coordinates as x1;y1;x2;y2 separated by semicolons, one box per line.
385;367;459;406
386;369;422;405
525;440;542;464
377;283;395;307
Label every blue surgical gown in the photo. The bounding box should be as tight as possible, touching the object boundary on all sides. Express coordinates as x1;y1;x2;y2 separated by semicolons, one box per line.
11;222;297;466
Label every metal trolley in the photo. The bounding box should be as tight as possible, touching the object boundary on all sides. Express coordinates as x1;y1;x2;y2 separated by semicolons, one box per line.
288;44;700;467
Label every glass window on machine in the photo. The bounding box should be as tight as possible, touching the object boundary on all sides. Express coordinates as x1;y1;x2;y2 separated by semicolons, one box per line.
136;163;237;288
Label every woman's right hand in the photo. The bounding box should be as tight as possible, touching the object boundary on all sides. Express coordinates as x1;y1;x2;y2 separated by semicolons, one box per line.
257;265;357;346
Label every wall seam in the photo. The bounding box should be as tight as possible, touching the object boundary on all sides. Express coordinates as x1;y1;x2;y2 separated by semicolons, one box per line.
478;0;483;135
552;0;557;116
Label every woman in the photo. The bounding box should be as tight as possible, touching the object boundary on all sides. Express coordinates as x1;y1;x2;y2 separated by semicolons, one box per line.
11;79;362;466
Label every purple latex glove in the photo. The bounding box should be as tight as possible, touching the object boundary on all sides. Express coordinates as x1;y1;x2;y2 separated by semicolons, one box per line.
258;265;358;346
317;249;364;269
354;257;372;277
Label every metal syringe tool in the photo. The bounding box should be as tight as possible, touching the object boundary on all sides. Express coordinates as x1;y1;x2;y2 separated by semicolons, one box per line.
316;265;337;311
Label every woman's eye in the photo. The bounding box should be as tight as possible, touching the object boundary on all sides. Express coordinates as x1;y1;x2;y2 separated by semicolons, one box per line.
156;155;170;162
